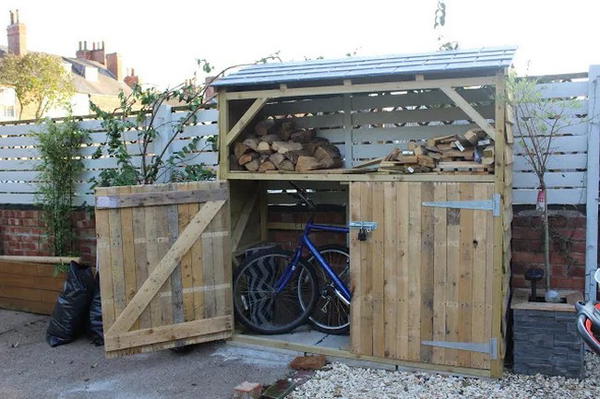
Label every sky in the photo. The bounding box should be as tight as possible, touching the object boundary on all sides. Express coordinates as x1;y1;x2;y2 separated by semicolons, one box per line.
2;0;600;88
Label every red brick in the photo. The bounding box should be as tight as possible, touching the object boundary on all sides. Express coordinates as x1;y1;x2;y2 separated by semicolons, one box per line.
512;226;541;240
555;228;586;241
512;251;545;264
551;277;585;290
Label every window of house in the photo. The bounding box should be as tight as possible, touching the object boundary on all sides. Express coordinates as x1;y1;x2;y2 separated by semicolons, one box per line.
0;105;15;118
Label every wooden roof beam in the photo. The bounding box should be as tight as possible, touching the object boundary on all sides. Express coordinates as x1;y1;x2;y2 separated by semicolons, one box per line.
225;97;269;146
440;86;497;141
224;76;497;100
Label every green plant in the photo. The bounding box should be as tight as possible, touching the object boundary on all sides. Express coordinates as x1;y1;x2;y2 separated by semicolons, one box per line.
35;117;88;259
0;53;75;119
433;0;459;51
90;56;280;187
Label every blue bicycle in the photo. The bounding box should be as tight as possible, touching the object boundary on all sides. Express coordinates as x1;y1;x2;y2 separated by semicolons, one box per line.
233;183;351;335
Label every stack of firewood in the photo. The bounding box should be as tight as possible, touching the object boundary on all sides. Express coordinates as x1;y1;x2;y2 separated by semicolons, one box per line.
377;129;495;174
232;119;343;173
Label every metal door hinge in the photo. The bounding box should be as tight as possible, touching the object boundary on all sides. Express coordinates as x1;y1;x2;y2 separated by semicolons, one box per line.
421;338;498;359
422;193;501;216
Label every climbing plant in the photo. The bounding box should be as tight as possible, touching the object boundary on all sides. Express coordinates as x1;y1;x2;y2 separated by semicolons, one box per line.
35;117;88;260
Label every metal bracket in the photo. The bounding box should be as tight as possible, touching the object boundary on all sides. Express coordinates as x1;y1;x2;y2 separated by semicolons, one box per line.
348;221;378;232
422;193;501;217
421;338;498;359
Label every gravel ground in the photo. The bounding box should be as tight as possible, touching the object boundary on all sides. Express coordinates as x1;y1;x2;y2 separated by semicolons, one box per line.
290;353;600;399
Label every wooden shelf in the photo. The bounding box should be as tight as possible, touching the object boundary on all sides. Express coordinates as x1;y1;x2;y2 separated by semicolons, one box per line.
225;171;495;183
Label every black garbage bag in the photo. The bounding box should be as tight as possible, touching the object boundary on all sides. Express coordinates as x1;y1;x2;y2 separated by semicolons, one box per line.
46;261;95;347
87;273;104;346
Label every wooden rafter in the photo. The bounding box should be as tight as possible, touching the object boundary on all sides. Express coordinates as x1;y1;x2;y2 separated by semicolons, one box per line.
225;97;269;146
105;199;226;336
440;87;497;140
224;76;496;101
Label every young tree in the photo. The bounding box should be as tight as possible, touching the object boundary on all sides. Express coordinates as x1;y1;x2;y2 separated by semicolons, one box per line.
0;53;75;120
507;73;583;302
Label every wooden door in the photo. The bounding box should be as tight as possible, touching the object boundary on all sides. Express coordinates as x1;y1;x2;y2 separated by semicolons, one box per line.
95;181;232;357
349;181;497;371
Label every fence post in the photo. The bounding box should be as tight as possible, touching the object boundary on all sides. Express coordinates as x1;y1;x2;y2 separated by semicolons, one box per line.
586;65;600;301
154;104;173;183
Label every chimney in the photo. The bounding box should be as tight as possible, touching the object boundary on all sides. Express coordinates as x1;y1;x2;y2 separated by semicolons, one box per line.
7;10;27;56
76;40;106;65
204;76;217;102
124;68;139;88
106;52;123;81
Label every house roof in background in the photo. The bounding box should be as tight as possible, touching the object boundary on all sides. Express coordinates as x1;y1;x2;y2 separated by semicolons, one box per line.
212;46;517;89
0;46;130;96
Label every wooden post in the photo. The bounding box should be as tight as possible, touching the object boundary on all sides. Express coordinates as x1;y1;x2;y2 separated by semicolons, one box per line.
218;91;230;180
259;181;268;241
153;105;173;183
586;65;600;302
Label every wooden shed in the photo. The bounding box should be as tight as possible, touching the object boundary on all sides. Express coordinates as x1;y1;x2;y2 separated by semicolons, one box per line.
214;47;515;378
95;47;515;378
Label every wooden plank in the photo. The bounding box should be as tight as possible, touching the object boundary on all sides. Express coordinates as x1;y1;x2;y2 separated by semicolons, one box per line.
0;256;81;264
131;194;152;329
513;135;588;154
95;188;227;209
444;183;460;366
512;188;586;205
457;183;474;367
167;204;185;326
359;182;373;355
420;182;434;363
513;171;586;188
231;192;258;251
225;98;269;146
353;124;478;144
144;194;163;328
178;202;195;322
224;76;497;100
371;182;385;358
471;184;490;369
226;171;495;183
352;105;494;126
351;88;494;110
397;182;410;359
383;182;398;359
108;188;127;321
106;199;226;335
189;202;205;320
431;182;447;365
156;201;174;327
349;182;362;355
119;186;138;329
407;182;422;361
513;153;588;170
440;87;497;140
105;315;232;351
96;188;116;329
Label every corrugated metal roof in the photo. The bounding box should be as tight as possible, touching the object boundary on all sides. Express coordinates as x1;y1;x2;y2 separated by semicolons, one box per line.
212;46;516;88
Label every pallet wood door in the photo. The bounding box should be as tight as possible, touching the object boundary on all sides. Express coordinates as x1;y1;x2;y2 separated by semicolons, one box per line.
95;181;232;357
350;181;498;371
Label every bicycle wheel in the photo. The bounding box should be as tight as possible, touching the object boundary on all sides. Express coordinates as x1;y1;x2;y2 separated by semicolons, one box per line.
233;249;319;335
302;245;351;335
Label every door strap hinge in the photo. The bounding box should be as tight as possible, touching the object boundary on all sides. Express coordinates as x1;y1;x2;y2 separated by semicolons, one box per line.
422;193;500;216
421;338;498;359
348;221;378;232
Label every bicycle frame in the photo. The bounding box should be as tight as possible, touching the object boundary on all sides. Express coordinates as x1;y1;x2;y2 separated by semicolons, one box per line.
274;219;352;303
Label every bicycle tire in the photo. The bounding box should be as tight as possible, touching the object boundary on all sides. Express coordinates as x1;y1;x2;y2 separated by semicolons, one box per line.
302;245;351;335
233;249;319;335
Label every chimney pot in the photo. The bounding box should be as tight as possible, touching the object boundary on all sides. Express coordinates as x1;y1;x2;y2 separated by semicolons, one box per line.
7;9;27;56
15;9;19;23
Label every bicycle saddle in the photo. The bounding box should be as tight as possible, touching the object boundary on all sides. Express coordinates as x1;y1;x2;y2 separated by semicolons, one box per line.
575;300;600;354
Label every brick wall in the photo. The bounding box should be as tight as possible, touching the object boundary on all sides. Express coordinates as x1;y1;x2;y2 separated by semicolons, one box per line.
0;206;96;266
511;208;587;292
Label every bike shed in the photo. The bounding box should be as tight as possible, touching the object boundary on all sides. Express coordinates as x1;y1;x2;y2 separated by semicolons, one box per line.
216;47;515;378
95;47;514;378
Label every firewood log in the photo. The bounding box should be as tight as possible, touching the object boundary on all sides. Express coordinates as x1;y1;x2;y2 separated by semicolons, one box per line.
280;120;295;141
284;149;310;164
290;129;316;143
257;141;272;154
313;144;342;168
258;160;277;172
230;154;243;170
243;137;259;151
244;159;260;172
234;142;251;160
384;148;401;161
278;159;295;171
255;119;276;136
238;151;258;166
269;152;286;168
274;141;303;154
261;134;281;144
417;155;436;168
295;156;321;172
304;138;329;155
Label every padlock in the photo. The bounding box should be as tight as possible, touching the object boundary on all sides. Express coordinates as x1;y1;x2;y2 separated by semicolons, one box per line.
358;228;367;241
